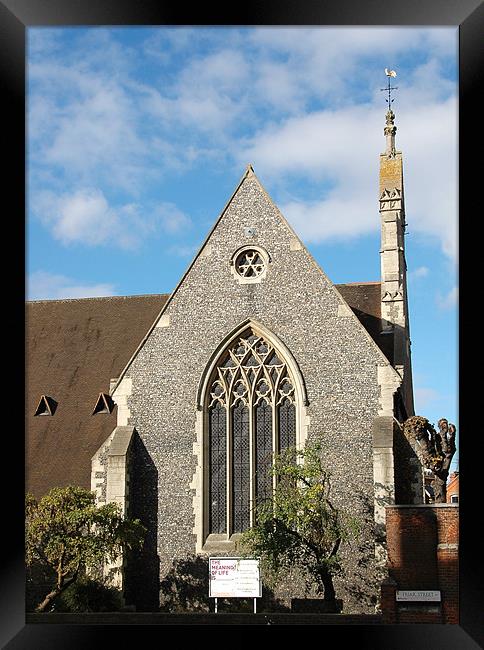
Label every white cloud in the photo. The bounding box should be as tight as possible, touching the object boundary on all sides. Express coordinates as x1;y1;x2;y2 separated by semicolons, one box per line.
155;202;193;234
281;192;375;243
436;286;458;311
409;266;430;280
28;60;151;197
33;188;193;249
35;188;125;247
237;95;457;259
397;97;458;260
140;48;251;135
27;270;116;300
179;48;250;95
249;27;457;108
167;243;199;258
28;27;457;258
27;28;63;57
252;61;305;113
47;87;145;186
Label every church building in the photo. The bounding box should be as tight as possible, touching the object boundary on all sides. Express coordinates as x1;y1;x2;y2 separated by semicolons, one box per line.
26;105;422;613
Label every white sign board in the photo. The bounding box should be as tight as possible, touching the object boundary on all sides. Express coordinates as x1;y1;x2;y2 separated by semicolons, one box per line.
209;557;261;598
396;590;441;602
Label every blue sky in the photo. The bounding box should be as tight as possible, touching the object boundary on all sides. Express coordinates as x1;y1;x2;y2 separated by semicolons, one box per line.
26;26;459;469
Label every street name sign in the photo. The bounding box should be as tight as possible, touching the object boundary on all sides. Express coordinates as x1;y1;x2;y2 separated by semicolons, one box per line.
396;590;441;602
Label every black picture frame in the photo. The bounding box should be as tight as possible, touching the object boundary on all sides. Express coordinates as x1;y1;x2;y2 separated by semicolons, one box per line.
3;0;481;646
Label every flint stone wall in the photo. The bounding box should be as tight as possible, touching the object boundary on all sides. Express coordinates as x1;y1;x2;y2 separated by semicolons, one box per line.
118;173;396;612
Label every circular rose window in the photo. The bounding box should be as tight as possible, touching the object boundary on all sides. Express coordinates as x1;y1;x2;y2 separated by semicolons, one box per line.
234;249;266;278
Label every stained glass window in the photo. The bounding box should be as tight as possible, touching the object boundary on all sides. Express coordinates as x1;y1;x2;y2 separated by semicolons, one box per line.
206;329;298;535
278;398;296;452
232;402;250;532
209;401;226;533
255;400;273;505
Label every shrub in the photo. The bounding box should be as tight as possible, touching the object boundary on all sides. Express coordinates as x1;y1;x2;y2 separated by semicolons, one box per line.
53;577;124;612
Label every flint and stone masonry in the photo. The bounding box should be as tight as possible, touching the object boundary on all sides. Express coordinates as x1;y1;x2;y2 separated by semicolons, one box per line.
92;141;418;611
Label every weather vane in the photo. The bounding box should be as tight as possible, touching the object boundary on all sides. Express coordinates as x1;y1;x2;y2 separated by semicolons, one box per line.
381;68;398;107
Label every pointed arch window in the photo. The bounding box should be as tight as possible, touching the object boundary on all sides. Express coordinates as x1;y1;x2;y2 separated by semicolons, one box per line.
206;329;297;537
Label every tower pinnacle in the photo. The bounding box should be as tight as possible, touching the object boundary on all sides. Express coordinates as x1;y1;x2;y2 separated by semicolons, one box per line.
378;69;414;417
381;69;398;158
384;108;397;157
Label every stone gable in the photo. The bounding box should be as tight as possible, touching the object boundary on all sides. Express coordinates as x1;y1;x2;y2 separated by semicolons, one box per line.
113;168;398;612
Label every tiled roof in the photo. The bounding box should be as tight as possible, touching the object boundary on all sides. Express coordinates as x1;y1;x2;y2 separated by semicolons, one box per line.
334;282;393;363
26;283;391;497
26;294;168;497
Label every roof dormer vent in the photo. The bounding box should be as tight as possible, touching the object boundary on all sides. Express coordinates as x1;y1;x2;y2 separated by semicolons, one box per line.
34;395;57;416
92;393;115;415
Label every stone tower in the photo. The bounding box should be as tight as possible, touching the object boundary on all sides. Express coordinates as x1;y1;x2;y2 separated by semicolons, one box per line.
379;106;414;418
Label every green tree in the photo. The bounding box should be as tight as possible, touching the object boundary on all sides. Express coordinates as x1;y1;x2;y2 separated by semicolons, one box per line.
239;444;357;609
26;486;146;612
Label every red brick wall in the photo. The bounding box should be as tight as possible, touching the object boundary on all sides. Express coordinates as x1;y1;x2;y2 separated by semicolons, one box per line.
381;505;459;624
446;473;459;503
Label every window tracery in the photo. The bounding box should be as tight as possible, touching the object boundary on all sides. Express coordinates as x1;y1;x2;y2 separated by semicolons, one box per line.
207;329;297;536
234;249;266;278
230;246;269;284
